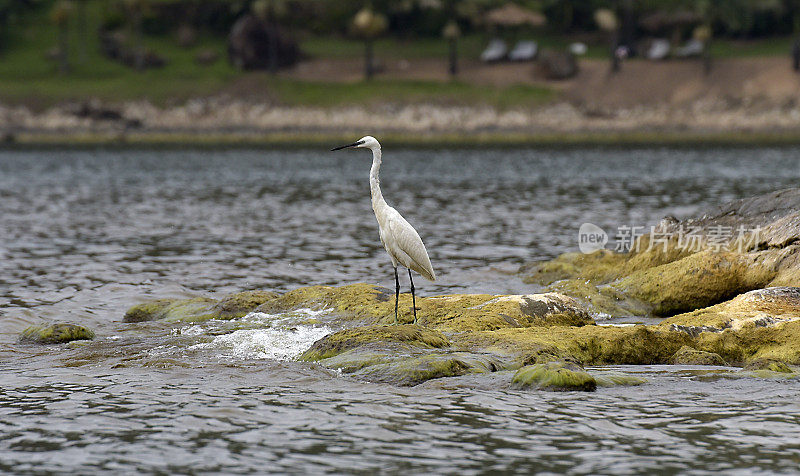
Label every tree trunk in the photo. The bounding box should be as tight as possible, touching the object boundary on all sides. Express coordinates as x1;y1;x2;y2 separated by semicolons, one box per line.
364;39;374;80
58;23;70;74
77;0;87;63
134;11;144;71
268;23;278;74
448;38;458;77
610;30;620;73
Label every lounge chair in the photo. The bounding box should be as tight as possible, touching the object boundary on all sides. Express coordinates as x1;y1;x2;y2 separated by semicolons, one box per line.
480;39;508;62
509;40;538;61
676;39;704;58
646;39;670;60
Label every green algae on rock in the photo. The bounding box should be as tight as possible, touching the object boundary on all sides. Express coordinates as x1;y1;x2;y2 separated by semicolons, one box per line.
255;283;594;330
256;284;392;321
590;370;647;387
661;287;800;333
459;324;692;366
123;291;279;323
743;358;793;373
691;320;800;366
349;352;506;386
521;189;800;319
610;251;774;316
20;323;95;344
123;299;175;323
671;345;728;366
123;297;218;323
299;324;449;361
512;362;597;391
212;290;279;319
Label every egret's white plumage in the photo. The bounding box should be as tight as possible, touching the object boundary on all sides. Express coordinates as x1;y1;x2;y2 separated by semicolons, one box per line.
331;135;435;323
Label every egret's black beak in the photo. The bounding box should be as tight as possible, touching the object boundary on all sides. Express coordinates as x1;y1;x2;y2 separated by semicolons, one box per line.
331;140;364;151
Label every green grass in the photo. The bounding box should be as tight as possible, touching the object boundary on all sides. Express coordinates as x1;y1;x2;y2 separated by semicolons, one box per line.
0;0;795;109
708;37;795;58
0;1;236;106
265;78;555;109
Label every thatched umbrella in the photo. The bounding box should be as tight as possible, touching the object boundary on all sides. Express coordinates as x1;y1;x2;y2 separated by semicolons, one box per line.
639;10;702;33
485;3;546;28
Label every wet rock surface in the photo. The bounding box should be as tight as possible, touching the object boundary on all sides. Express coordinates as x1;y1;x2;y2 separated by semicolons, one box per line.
671;346;728;366
512;362;597;392
105;188;800;388
522;188;800;318
19;323;95;344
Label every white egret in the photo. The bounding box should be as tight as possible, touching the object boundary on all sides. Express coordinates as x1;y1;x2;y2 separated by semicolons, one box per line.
331;136;436;324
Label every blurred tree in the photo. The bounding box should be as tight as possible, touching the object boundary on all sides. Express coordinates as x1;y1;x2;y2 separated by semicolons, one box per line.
75;0;87;63
50;0;72;74
0;0;34;52
123;0;148;70
252;0;288;74
351;5;387;80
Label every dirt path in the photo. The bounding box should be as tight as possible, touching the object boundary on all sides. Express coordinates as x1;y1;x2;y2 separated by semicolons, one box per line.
272;56;800;109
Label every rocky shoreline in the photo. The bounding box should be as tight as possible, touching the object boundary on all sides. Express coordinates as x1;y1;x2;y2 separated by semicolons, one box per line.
4;97;800;145
21;188;800;391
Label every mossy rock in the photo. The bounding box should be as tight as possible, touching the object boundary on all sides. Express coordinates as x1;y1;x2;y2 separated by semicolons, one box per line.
123;299;174;322
458;324;691;366
520;250;627;286
520;242;689;288
743;358;793;373
512;362;597;391
124;297;218;323
416;292;595;330
351;352;505;386
256;283;594;331
487;293;595;327
212;290;279;319
671;345;727;366
693;320;800;365
299;324;449;361
316;349;394;374
661;287;800;332
19;323;95;344
256;283;394;321
611;251;774;317
591;371;647;387
545;279;652;317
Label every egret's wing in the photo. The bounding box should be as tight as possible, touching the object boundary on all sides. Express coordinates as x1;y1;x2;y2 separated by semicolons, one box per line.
383;208;436;281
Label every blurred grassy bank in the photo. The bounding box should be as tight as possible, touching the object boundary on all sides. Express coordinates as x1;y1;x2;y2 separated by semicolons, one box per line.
0;0;796;108
8;130;800;149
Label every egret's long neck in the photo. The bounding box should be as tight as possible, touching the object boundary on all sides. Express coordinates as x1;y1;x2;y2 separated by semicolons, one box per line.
369;146;386;211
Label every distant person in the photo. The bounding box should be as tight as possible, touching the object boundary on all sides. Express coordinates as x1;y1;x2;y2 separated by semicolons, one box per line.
793;39;800;72
612;45;629;72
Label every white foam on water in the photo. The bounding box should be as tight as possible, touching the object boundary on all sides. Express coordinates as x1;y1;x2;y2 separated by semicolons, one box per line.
243;307;331;323
175;324;206;336
191;324;332;361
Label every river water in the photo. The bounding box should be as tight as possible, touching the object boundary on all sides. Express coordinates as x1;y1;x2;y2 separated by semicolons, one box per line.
1;147;799;474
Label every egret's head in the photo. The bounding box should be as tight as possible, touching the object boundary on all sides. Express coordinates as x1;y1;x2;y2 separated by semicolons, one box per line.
331;135;380;151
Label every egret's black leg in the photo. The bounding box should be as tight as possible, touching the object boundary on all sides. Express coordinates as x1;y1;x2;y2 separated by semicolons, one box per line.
394;266;399;325
408;269;417;324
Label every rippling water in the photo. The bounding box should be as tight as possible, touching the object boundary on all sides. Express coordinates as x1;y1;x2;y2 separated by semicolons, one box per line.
2;147;800;474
